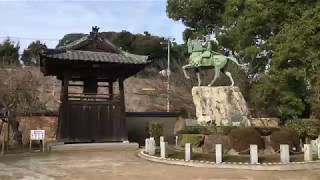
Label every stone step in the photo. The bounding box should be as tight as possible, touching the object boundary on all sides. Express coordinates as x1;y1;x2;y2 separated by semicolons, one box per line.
50;142;139;152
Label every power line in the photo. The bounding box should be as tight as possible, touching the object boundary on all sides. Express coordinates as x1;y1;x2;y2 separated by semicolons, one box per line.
0;36;60;41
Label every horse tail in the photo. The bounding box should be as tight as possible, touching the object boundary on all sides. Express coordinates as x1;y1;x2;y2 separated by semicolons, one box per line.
227;56;245;67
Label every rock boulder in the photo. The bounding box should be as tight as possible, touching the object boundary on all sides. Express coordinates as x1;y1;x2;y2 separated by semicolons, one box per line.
192;86;249;126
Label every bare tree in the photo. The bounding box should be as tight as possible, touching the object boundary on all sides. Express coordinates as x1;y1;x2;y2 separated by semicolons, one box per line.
0;66;45;145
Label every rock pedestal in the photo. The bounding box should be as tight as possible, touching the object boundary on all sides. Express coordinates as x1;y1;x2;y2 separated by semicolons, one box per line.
192;86;249;126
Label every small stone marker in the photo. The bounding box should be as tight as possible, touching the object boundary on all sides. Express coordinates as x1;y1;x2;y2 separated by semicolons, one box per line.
318;143;320;159
29;130;46;152
160;136;164;143
148;137;156;155
145;138;150;153
215;144;223;163
250;144;258;164
1;135;4;155
280;144;290;163
175;136;178;146
185;143;192;161
316;135;320;159
160;141;168;158
304;144;313;161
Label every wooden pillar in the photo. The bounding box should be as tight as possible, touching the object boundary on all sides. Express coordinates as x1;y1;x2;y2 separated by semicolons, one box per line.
118;78;127;140
58;73;69;141
118;78;125;113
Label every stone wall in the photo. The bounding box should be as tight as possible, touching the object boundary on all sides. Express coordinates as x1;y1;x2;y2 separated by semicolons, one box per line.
127;114;176;145
0;116;57;145
0;114;176;146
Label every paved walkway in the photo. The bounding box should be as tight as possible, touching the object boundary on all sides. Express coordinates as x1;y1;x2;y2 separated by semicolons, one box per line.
0;150;319;180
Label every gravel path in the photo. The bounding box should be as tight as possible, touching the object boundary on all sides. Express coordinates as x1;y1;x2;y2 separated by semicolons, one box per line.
0;150;319;180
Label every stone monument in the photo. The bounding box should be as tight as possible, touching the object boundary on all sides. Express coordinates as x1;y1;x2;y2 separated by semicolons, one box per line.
182;33;249;126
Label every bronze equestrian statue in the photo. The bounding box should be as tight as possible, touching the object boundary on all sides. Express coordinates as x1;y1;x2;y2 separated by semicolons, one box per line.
182;36;245;87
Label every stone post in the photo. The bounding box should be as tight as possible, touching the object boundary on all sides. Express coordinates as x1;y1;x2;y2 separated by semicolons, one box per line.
160;136;164;143
250;144;258;164
144;138;149;153
175;136;178;146
1;140;4;155
185;143;192;161
318;143;320;159
149;137;156;156
304;144;313;161
280;144;290;163
160;141;168;158
317;135;320;159
215;144;223;164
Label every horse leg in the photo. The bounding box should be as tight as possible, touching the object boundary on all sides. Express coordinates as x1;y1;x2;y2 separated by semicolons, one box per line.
196;70;201;86
223;70;234;86
208;67;220;86
182;64;192;79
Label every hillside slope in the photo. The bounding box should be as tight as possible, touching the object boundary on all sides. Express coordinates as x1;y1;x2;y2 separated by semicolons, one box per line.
1;67;171;113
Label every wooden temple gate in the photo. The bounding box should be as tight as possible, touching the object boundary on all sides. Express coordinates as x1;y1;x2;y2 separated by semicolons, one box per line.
40;27;151;143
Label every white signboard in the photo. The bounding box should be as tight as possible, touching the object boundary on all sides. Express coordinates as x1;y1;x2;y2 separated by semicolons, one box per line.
30;130;45;140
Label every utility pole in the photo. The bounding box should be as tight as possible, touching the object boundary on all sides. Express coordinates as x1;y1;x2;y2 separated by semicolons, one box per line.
160;37;175;112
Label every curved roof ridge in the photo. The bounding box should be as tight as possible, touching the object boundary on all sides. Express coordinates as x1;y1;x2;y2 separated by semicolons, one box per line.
57;35;90;50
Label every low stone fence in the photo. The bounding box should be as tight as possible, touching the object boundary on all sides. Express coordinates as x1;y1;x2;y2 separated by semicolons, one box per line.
141;136;320;170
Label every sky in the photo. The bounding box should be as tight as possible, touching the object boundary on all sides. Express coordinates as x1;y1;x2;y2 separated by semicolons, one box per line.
0;0;185;52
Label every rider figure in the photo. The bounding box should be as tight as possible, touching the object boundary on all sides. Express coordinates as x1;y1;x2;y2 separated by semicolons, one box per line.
201;35;212;59
188;35;219;67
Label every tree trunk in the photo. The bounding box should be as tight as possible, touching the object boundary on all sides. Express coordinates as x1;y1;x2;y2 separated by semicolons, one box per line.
8;111;22;145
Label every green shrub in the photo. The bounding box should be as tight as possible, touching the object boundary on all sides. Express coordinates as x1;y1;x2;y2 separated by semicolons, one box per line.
179;134;204;147
228;127;264;152
270;128;300;152
287;119;320;140
148;122;163;145
179;126;209;134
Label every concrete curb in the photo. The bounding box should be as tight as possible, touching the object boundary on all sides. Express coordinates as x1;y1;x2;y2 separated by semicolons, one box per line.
50;143;139;152
138;150;320;171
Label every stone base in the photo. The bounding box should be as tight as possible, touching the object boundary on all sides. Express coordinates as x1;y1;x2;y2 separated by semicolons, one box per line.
50;142;139;152
192;86;249;126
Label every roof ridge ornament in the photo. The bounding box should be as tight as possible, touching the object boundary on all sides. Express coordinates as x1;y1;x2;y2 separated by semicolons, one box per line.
90;26;100;37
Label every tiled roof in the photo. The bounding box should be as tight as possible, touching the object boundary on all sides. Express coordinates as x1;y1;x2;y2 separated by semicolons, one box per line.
42;50;151;64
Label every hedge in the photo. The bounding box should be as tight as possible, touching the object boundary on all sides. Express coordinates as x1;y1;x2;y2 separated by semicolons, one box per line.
147;122;164;145
270;128;300;152
228;127;264;152
179;134;204;147
287;119;320;140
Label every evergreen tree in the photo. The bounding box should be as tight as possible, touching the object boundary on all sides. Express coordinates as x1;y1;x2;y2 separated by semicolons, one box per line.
21;40;47;66
167;0;320;119
0;38;20;66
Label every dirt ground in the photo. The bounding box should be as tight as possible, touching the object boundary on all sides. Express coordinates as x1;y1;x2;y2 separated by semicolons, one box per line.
0;150;319;180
